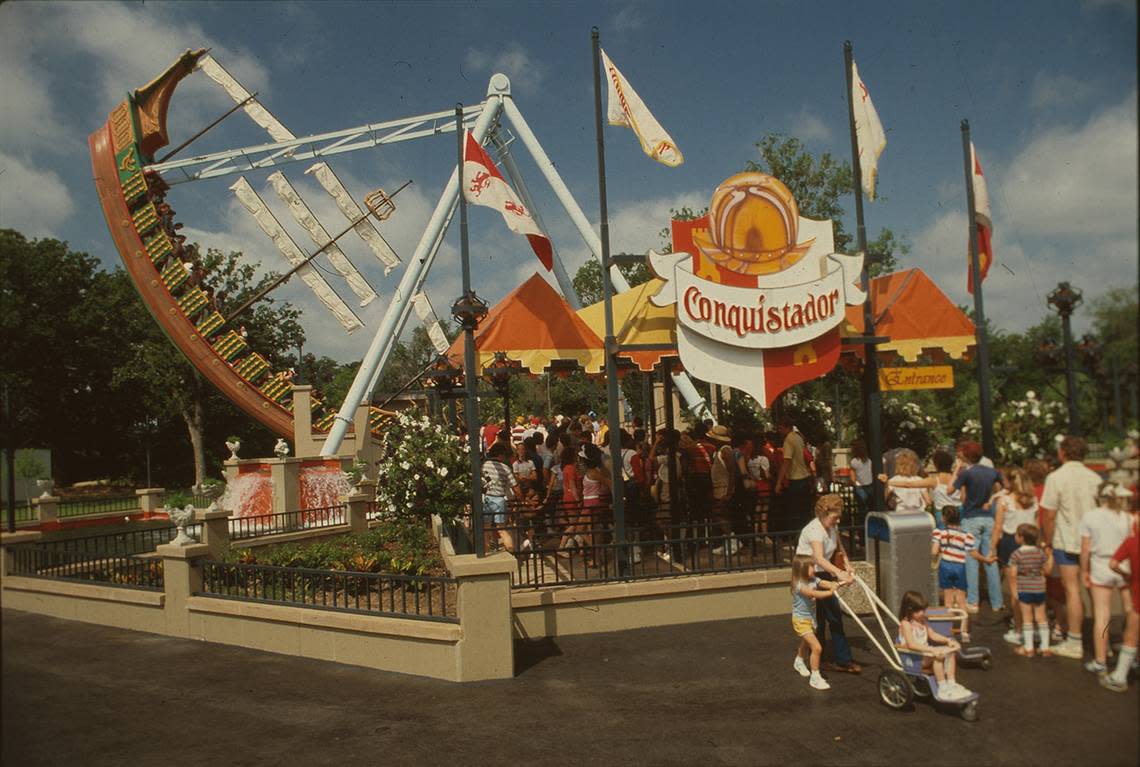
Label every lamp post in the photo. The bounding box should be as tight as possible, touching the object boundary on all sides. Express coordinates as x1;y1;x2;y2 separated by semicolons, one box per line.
1046;282;1083;435
484;351;521;434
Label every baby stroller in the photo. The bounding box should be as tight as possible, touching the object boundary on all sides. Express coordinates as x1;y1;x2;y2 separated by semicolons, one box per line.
833;576;985;722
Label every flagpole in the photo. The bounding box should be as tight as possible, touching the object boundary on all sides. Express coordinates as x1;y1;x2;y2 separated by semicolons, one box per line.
591;27;627;554
456;106;486;556
844;40;884;510
961;120;996;458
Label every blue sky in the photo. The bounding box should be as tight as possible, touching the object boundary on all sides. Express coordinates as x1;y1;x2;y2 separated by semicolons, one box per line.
2;0;1136;363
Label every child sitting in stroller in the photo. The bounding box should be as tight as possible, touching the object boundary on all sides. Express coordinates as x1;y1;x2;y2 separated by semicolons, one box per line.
898;590;973;701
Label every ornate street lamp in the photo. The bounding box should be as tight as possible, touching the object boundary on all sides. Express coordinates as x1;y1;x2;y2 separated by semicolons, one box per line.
1046;282;1083;434
423;355;462;396
483;351;522;431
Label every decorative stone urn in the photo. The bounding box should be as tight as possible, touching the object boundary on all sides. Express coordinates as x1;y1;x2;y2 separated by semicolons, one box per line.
225;439;241;461
166;504;198;546
273;438;290;458
36;479;55;499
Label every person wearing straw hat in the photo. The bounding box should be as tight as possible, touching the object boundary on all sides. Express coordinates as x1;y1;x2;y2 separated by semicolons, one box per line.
709;424;741;555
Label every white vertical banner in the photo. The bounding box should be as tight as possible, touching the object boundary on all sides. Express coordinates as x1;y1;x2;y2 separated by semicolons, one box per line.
230;176;363;333
306;162;401;275
412;292;450;355
851;61;887;200
196;55;295;145
265;171;377;307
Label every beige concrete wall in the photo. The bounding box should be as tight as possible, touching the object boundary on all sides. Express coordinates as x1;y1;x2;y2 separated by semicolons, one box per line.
186;597;462;681
511;568;797;639
1;576;167;635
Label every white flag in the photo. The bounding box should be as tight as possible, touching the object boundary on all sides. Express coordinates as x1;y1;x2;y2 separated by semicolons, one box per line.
197;55;295;145
601;48;683;168
462;131;553;270
851;61;887;200
412;292;450;355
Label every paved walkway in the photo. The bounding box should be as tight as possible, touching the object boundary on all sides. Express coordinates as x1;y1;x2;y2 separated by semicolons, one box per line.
3;607;1137;766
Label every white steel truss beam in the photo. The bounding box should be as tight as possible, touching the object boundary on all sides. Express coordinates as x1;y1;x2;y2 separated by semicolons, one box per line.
149;105;486;185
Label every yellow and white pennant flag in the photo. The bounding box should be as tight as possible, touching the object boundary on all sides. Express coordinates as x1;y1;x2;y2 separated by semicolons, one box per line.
601;48;683;168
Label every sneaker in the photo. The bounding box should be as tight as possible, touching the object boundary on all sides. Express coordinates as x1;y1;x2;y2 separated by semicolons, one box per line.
936;682;963;701
1003;629;1023;645
809;672;830;690
1050;626;1065;644
966;604;980;615
1099;675;1129;693
1053;640;1084;659
793;656;810;678
1084;659;1108;674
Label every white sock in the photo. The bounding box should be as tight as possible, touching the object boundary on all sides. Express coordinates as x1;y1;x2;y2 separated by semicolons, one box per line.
1067;632;1082;643
1037;623;1050;651
1111;646;1136;684
1023;626;1035;649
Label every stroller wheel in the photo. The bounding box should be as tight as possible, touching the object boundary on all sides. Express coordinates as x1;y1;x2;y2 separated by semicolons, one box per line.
878;669;914;710
978;655;992;671
960;700;980;722
911;675;933;699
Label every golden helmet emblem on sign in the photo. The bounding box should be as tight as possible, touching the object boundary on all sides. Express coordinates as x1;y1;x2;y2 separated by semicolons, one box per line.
691;172;814;276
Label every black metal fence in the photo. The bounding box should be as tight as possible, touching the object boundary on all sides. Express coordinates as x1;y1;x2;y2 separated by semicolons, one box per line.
57;495;139;518
9;546;164;590
199;561;457;622
490;495;866;590
228;506;346;541
30;524;201;556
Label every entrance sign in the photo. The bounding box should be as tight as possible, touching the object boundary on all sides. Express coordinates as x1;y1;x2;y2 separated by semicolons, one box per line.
650;173;865;406
879;366;955;391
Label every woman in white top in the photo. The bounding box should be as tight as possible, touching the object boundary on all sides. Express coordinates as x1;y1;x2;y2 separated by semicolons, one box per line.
991;467;1040;644
795;494;859;673
887;451;929;514
1080;482;1136;673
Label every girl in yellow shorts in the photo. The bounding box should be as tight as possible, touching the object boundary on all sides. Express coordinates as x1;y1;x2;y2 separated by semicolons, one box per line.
791;554;841;690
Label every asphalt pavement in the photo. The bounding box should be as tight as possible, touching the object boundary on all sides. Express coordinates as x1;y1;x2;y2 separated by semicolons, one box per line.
2;605;1137;766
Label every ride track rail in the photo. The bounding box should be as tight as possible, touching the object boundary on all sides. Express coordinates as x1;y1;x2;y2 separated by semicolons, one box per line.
88;49;390;442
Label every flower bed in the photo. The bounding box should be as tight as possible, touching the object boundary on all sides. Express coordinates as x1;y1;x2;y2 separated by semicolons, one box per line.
227;520;445;577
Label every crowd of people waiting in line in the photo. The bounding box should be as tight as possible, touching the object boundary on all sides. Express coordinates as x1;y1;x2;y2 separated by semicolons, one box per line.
477;411;839;564
478;411;1139;696
862;435;1139;695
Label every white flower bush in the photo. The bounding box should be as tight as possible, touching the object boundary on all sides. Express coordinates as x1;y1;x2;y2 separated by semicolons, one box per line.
374;410;471;526
881;398;944;458
961;390;1067;464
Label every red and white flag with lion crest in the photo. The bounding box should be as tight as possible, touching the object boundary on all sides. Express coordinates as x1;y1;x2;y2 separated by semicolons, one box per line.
462;131;552;270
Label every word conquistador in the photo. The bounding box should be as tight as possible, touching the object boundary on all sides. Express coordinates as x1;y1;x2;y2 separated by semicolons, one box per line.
682;285;841;339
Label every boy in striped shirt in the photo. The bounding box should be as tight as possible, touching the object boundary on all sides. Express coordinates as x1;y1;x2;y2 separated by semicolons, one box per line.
932;507;997;642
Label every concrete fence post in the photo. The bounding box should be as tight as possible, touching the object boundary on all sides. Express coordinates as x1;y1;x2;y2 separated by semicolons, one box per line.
31;496;59;526
158;542;210;638
135;487;166;517
446;551;517;681
269;458;301;515
1;531;43;576
195;508;231;559
343;493;371;533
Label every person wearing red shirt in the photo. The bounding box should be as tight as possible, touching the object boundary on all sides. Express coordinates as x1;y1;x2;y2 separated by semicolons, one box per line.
1103;518;1139;692
482;420;502;453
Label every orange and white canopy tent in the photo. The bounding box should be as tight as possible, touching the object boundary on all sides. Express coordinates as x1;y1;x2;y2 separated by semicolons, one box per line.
842;268;976;362
572;266;976;371
446;273;607;374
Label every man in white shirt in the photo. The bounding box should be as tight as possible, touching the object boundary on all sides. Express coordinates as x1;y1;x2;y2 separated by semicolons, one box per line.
1040;435;1102;660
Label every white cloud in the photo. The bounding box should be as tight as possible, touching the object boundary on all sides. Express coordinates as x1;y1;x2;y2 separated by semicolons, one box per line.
0;151;75;238
465;43;543;96
1030;73;1096;111
0;2;269;160
788;107;832;143
611;5;646;33
999;90;1137;238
